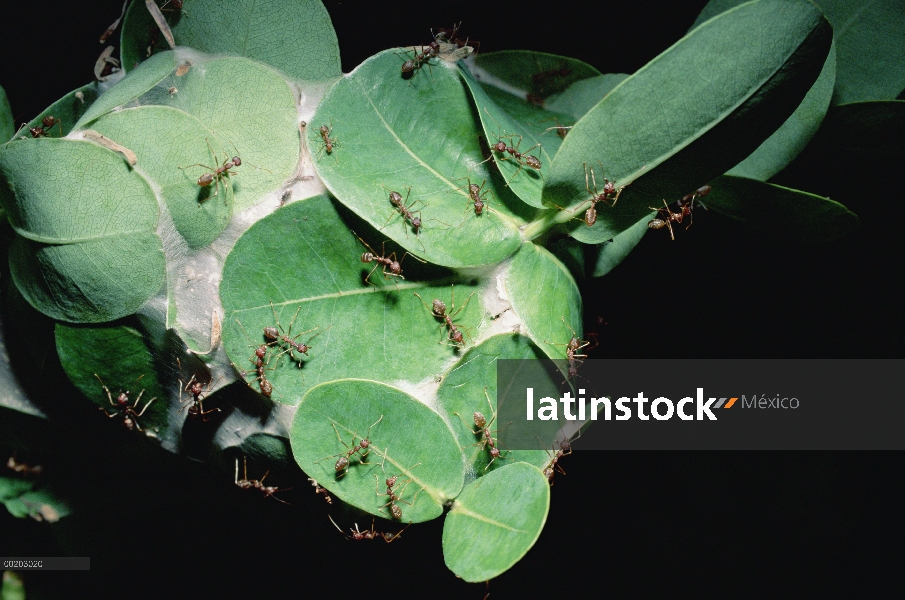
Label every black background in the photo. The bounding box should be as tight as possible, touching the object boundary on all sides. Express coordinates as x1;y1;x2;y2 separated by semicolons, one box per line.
1;1;903;598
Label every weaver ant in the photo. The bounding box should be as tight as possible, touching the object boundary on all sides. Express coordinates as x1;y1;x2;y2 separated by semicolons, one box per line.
234;457;291;505
6;457;43;477
581;162;626;226
455;177;493;220
398;45;436;79
414;285;475;347
544;316;594;384
17;115;61;138
454;388;509;471
263;300;324;368
648;185;712;240
178;138;242;203
329;515;410;543
314;121;340;161
234;320;278;398
353;231;424;286
314;416;384;477
308;478;333;504
540;425;581;485
95;374;156;432
476;108;542;185
374;448;422;520
177;358;222;421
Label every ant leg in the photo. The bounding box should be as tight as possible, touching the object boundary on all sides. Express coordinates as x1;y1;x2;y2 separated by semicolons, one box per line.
94;374;114;406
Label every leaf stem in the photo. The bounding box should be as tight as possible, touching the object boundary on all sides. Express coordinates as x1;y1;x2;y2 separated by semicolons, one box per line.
522;200;590;240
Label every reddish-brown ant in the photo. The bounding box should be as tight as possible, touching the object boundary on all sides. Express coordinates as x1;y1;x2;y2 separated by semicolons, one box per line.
178;138;243;203
95;374;156;432
380;186;447;243
314;416;384;477
6;457;44;477
477;108;543;185
455;177;494;219
648;185;712;240
263;301;324;368
308;478;333;504
177;358;222;421
18;115;61;138
414;285;476;347
352;230;424;286
398;45;436;79
234;457;291;505
540;426;581;485
581;162;626;226
454;388;509;471
314;121;340;161
541;118;572;139
234;320;279;398
329;515;410;543
374;448;422;520
544;316;594;383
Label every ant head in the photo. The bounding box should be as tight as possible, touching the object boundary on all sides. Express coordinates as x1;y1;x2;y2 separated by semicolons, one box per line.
116;392;129;406
411;216;422;229
451;330;464;345
603;181;616;195
231;157;241;167
255;346;267;359
429;40;440;52
190;381;204;395
492;141;507;152
389;260;401;274
490;447;500;458
320;124;330;135
526;156;542;170
360;438;370;449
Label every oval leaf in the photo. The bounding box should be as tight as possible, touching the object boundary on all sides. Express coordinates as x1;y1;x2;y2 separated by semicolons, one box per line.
729;42;836;180
290;379;465;522
505;243;582;360
703;175;858;242
75;51;179;128
121;0;341;82
590;214;651;277
56;322;169;436
310;49;524;268
544;73;630;121
9;233;165;323
442;462;550;582
1;84;15;141
89;106;232;248
542;0;833;244
221;196;486;405
436;333;553;474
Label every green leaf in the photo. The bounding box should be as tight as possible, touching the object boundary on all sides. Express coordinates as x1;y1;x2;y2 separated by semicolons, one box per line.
75;51;179;128
9;234;165;323
704;175;858;242
442;462;550;582
1;478;71;523
436;333;553;474
2;570;25;600
458;65;553;207
471;50;602;100
0;85;14;141
11;81;103;142
692;0;905;105
728;42;836;180
0;138;164;322
221;196;486;405
310;49;524;268
478;84;575;159
56;322;169;436
120;0;341;82
144;55;300;212
505;243;582;360
544;73;630;121
539;0;833;244
290;379;465;522
590;215;651;277
89;106;232;248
